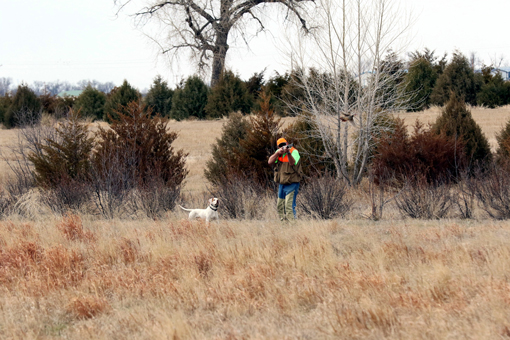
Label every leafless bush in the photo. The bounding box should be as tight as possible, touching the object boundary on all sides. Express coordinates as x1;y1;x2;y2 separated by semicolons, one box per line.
210;175;267;219
473;165;510;220
39;179;91;215
1;109;56;199
453;172;477;219
0;189;15;218
298;173;353;219
395;178;453;219
127;180;182;219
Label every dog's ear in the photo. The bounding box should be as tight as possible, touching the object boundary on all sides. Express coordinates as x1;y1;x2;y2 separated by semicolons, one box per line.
208;198;213;204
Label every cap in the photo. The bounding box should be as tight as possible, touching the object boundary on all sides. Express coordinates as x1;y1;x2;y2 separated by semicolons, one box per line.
276;138;287;146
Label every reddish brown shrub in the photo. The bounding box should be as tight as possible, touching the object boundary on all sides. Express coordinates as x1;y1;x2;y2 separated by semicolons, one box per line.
42;245;84;288
118;238;139;264
66;296;110;319
372;119;465;186
57;213;95;242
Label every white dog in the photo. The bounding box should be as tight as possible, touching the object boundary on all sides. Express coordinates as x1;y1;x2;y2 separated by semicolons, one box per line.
179;198;219;222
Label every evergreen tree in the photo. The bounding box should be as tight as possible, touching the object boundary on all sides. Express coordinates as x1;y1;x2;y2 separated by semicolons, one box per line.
234;92;282;186
404;56;438;111
95;102;188;188
476;68;510;108
145;75;174;117
103;80;140;122
170;75;208;120
430;51;480;106
495;118;510;161
205;70;253;118
0;94;13;124
205;93;282;188
5;84;42;128
74;85;107;120
432;92;492;165
204;112;250;186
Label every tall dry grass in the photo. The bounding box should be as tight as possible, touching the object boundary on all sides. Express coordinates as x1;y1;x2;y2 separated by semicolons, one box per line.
2;215;510;338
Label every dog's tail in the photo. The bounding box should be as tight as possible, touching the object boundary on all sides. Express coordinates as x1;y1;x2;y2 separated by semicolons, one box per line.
179;205;193;212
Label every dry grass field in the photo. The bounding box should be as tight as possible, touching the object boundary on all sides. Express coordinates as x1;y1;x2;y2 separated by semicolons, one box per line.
1;107;510;339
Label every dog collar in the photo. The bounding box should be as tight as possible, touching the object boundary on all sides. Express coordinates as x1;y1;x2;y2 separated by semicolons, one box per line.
210;205;218;211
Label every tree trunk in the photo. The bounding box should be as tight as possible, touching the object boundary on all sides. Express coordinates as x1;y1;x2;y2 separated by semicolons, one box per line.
210;29;229;87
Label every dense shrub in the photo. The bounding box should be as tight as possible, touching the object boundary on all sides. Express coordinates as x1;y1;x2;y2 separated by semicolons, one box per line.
495;118;510;161
5;84;42;128
432;92;492;166
372;118;464;186
170;75;208;120
145;75;174;117
103;80;140;122
205;70;253;118
205;92;281;189
27;110;94;211
92;102;188;217
476;70;510;108
74;85;107;120
28;109;94;189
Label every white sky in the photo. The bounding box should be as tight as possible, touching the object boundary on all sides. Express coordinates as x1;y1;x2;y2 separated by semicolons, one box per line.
1;0;509;91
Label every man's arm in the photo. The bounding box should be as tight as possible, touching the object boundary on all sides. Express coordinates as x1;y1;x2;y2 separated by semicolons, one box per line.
268;147;284;166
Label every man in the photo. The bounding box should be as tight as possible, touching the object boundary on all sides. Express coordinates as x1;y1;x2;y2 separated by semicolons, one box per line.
268;138;304;221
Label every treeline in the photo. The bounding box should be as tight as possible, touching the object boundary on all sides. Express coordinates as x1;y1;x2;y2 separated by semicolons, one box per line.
1;48;509;128
0;70;300;128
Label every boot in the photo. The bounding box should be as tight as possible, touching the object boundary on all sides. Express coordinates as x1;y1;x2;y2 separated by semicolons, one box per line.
285;191;295;221
277;198;286;221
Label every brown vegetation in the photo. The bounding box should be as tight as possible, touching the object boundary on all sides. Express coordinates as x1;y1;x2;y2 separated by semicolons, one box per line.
2;216;510;338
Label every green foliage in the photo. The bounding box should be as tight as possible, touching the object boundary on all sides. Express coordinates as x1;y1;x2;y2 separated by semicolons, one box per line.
103;80;140;122
74;85;107;120
170;75;209;120
5;84;42;128
430;51;480;106
283;113;334;177
145;75;174;117
476;69;510;108
205;70;253;118
204;112;250;186
28;109;94;189
404;57;438;111
432;92;492;165
495;118;510;161
0;94;13;124
205;92;282;188
94;102;188;189
263;72;291;116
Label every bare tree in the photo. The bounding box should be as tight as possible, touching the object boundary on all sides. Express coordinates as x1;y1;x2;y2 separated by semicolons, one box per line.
285;0;412;185
0;77;12;96
115;0;314;86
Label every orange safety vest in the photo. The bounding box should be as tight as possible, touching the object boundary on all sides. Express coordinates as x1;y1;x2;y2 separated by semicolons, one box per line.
277;147;297;163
